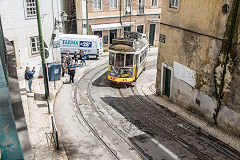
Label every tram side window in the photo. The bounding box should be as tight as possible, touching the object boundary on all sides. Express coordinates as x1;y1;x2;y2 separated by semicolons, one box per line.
116;53;124;67
125;54;134;67
109;52;115;65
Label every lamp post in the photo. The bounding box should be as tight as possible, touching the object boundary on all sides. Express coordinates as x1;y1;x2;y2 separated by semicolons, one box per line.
35;0;49;99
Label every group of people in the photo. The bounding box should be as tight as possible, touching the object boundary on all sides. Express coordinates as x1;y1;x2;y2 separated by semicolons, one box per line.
24;50;86;93
61;50;86;83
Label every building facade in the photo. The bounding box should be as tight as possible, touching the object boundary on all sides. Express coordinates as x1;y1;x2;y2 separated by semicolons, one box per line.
0;0;62;75
75;0;162;50
156;0;240;136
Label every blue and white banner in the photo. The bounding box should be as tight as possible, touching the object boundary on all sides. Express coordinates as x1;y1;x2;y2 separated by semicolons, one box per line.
79;41;92;48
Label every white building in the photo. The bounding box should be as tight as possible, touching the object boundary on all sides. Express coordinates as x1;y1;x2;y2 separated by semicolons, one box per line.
0;0;62;75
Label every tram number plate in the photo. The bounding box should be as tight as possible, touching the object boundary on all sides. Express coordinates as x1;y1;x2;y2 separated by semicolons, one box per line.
88;55;96;59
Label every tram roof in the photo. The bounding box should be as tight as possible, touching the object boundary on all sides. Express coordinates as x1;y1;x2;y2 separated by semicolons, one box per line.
109;37;148;52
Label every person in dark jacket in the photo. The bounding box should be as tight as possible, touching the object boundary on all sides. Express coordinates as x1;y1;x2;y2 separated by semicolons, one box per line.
68;61;76;83
25;66;35;92
73;51;78;64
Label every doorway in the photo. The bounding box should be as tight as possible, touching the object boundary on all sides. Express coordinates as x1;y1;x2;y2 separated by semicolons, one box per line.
149;23;156;46
109;29;117;44
162;65;172;97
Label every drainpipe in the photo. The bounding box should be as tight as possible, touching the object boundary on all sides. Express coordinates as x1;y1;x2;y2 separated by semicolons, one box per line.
120;0;122;36
86;0;89;35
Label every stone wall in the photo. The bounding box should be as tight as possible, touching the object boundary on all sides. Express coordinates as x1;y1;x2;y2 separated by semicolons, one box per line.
156;0;240;135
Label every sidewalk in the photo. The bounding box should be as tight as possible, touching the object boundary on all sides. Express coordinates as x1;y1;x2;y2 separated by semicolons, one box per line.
18;69;68;160
142;82;240;152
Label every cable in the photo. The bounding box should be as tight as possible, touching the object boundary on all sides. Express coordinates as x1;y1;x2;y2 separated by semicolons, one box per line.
158;21;240;45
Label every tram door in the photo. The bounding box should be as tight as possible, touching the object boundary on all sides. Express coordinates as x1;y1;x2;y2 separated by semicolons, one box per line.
135;54;139;78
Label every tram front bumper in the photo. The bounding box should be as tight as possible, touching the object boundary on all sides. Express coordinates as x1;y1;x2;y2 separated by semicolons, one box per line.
108;75;135;84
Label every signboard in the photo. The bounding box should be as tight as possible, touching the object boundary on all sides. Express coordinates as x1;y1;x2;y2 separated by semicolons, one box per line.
159;34;165;43
79;41;92;48
173;61;196;87
53;41;60;48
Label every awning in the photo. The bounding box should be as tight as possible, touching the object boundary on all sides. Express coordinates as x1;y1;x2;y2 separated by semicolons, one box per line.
91;23;122;31
122;22;135;27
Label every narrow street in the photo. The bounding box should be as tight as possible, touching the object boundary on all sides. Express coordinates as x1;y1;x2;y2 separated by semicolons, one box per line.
54;48;240;160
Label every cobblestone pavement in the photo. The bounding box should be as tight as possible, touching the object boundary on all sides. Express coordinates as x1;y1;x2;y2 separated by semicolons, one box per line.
18;68;68;160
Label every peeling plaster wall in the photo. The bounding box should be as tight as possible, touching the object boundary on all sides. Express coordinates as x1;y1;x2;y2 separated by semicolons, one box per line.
156;0;231;120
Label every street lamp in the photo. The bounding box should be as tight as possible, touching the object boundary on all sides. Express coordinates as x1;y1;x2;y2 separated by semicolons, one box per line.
60;11;68;21
55;11;68;27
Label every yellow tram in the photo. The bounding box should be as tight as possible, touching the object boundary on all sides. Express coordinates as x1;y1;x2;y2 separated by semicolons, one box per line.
108;32;149;85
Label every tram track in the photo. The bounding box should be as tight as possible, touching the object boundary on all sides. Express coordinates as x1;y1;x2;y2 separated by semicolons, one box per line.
74;63;148;160
132;87;240;160
132;86;240;160
114;80;240;160
74;63;120;160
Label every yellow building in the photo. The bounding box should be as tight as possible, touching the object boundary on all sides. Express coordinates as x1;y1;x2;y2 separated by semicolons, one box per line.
156;0;240;136
75;0;162;50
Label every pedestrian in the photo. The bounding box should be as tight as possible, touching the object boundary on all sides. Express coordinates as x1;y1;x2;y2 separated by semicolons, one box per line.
25;66;35;93
80;50;86;66
68;61;76;83
62;57;67;77
61;54;64;63
73;51;78;65
66;52;70;66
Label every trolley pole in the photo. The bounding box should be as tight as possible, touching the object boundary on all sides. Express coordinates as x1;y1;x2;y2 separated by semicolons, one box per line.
35;0;50;99
86;0;89;35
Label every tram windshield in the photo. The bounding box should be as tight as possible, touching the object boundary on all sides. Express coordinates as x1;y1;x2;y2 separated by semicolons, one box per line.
109;52;134;68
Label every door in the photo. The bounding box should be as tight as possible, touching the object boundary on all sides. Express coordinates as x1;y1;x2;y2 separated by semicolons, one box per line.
164;68;171;97
109;29;117;44
149;23;156;46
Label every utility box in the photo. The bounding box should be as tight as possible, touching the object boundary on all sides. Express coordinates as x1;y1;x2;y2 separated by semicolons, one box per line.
47;63;61;81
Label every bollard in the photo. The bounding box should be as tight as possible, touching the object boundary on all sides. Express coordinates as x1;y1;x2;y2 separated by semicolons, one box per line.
54;78;56;89
55;131;59;150
47;99;50;114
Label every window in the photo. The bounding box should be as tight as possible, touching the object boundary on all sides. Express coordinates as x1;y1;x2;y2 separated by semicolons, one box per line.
25;0;37;17
125;54;134;67
137;25;144;33
138;0;145;14
94;31;102;37
169;0;178;8
30;36;40;55
124;26;131;37
109;52;115;65
93;0;102;10
109;0;117;9
151;0;157;7
115;54;124;67
125;0;132;15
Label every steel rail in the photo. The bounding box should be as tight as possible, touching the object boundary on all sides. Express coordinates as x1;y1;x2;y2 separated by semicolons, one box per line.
130;86;240;160
87;68;149;160
117;88;212;160
74;63;120;160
